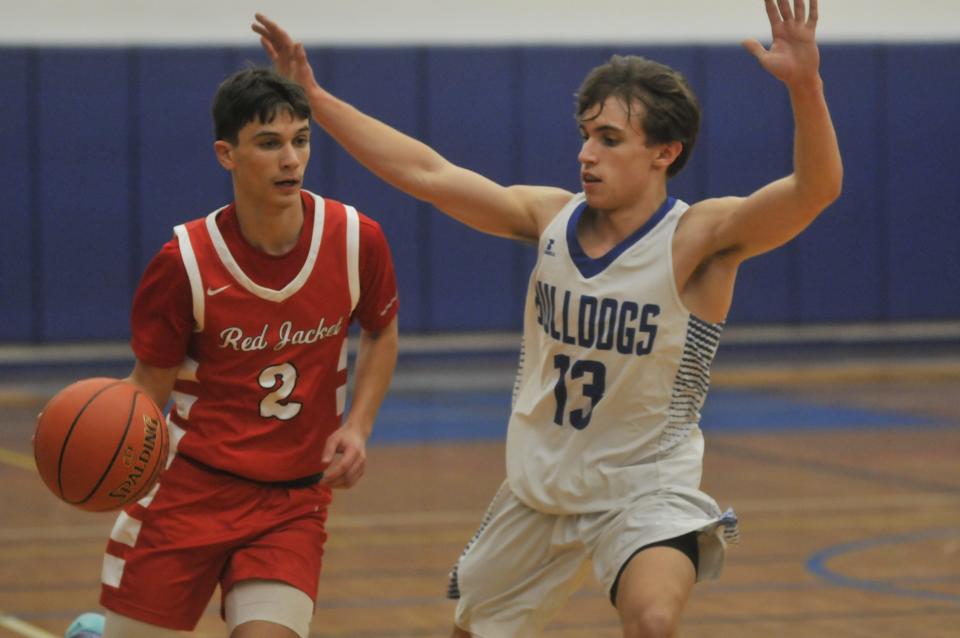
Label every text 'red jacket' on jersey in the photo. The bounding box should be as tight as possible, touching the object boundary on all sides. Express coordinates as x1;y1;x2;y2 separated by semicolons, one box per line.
169;193;360;482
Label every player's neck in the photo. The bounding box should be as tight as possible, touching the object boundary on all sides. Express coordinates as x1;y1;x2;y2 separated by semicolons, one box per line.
580;184;668;256
232;192;305;256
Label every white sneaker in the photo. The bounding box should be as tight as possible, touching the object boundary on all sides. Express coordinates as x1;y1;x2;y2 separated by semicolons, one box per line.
64;612;104;638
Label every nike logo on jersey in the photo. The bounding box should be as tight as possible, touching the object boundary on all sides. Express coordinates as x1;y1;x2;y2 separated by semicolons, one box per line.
207;284;231;296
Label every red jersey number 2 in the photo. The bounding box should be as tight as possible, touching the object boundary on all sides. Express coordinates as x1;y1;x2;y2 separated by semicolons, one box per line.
258;363;303;420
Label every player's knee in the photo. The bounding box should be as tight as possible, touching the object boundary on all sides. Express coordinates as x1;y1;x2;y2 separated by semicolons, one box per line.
620;605;679;638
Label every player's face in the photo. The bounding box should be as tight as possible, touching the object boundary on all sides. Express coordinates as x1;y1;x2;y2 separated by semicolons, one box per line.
577;97;664;211
219;110;311;210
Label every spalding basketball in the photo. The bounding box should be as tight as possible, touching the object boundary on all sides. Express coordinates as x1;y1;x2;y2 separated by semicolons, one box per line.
33;377;168;512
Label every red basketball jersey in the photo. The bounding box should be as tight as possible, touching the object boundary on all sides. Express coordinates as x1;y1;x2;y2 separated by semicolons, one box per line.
160;192;390;481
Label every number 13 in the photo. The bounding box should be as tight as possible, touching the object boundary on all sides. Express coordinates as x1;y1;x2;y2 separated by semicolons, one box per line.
552;354;606;429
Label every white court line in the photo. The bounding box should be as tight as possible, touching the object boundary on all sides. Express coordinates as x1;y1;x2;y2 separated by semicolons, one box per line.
0;613;58;638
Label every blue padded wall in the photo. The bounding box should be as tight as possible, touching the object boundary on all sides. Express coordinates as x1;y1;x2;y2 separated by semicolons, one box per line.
3;42;959;343
884;45;960;320
424;48;522;330
36;49;133;340
0;50;33;341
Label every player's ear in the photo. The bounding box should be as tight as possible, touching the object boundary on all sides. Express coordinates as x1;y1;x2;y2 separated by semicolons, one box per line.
214;140;236;170
653;141;682;170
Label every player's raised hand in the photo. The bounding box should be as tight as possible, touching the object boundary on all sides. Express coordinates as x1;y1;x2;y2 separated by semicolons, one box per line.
742;0;821;89
252;13;320;92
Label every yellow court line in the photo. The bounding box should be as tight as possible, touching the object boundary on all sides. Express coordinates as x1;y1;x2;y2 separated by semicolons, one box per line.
0;613;58;638
0;390;44;408
0;447;36;473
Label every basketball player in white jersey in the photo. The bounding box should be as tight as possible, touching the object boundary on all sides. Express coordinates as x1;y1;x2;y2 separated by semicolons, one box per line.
255;1;841;635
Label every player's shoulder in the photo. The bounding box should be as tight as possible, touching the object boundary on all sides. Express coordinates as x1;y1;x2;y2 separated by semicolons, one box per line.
679;195;745;229
686;195;745;215
356;210;385;232
312;193;377;225
157;232;185;259
510;185;575;211
507;185;578;236
144;237;187;278
161;213;208;251
306;191;389;246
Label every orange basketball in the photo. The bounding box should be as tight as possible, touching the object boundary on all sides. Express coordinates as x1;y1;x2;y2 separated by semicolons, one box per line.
33;377;169;512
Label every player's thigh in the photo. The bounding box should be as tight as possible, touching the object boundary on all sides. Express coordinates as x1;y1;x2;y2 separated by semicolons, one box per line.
102;611;181;638
453;484;590;637
226;580;314;638
221;489;329;601
614;542;696;638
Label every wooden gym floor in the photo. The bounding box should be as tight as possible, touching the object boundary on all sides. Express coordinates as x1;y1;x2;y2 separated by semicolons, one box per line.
1;340;958;637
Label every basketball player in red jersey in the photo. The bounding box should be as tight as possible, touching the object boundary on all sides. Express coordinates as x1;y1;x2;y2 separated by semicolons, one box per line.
80;68;399;638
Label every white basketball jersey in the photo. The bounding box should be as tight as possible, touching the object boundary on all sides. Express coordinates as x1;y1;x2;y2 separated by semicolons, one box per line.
506;193;723;514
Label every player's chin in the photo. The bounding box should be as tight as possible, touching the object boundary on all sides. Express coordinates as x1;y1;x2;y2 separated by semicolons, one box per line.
583;190;611;210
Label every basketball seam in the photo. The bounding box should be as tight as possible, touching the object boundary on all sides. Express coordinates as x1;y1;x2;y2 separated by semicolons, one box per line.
72;387;140;507
55;380;125;501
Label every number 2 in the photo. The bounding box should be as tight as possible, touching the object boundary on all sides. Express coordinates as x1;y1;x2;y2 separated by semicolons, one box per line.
552;354;606;429
258;362;302;420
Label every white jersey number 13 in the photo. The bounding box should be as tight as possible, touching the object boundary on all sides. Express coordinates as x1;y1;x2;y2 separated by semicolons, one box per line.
552;354;606;429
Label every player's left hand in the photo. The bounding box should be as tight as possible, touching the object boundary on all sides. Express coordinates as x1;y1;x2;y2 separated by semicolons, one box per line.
252;13;320;92
319;423;368;489
742;0;821;89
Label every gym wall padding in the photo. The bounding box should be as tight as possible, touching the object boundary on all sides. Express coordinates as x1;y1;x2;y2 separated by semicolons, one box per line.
1;43;958;341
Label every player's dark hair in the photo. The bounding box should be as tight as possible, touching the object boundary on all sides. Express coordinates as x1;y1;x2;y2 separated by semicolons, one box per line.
576;55;700;177
212;67;311;143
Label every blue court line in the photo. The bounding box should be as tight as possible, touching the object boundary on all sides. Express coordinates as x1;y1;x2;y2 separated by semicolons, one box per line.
807;528;960;603
708;439;960;494
699;389;941;431
369;388;945;445
369;392;509;444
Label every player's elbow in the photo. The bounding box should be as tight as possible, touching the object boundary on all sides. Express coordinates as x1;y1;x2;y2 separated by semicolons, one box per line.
798;169;843;217
820;156;844;205
820;166;843;207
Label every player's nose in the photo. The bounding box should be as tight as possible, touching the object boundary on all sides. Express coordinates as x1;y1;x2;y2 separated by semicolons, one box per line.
578;139;596;165
279;142;301;168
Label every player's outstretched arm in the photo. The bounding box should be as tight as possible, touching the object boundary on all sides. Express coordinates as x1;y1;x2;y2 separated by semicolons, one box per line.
700;0;842;261
319;316;398;489
252;14;569;242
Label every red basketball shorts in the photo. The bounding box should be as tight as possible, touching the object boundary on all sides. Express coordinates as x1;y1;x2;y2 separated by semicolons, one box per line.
99;455;332;630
